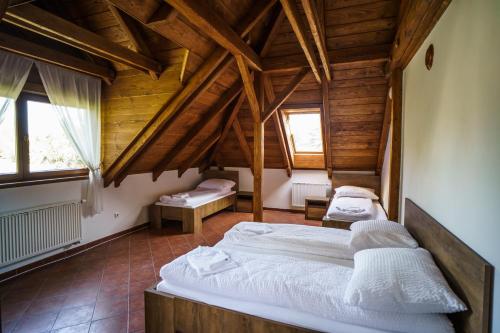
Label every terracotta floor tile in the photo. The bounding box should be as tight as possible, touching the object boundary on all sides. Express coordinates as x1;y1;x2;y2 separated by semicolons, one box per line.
27;295;67;316
14;312;58;333
92;296;128;321
128;310;145;332
50;322;90;333
52;305;94;330
89;314;127;333
61;291;97;309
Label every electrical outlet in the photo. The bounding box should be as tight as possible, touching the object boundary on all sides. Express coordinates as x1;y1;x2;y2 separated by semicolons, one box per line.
113;212;120;218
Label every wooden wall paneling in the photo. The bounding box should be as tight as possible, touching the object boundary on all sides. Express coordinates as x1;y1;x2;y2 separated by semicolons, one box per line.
262;74;291;176
0;0;8;21
376;85;392;174
262;67;309;122
390;0;451;70
177;130;221;177
300;0;331;81
232;118;253;172
107;3;160;79
388;67;402;221
151;80;243;180
4;4;162;76
259;9;285;58
165;0;263;71
321;73;332;177
0;31;115;83
279;0;321;82
205;91;247;170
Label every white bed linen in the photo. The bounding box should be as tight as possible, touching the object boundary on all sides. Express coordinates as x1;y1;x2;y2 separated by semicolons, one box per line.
156;189;235;208
159;245;454;333
324;200;387;222
223;222;355;260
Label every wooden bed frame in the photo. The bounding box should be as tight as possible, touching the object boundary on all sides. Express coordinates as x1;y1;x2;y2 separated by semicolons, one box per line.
322;173;382;229
149;170;238;234
144;198;493;333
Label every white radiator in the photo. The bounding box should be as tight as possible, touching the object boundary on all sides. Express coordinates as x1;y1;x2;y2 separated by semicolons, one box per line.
0;201;82;267
291;182;330;207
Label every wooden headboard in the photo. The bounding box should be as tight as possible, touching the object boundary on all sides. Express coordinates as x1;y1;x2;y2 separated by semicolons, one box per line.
405;199;493;333
331;173;381;196
202;170;239;192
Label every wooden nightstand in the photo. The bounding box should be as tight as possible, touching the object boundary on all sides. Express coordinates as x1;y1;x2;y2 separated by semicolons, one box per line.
305;196;329;220
236;191;253;213
322;219;352;230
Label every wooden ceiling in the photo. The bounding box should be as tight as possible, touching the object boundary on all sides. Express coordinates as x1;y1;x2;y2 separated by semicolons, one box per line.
0;0;451;186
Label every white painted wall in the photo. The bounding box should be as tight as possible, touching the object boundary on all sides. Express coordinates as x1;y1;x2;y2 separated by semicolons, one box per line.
402;0;500;330
380;124;391;211
0;169;202;274
225;167;330;210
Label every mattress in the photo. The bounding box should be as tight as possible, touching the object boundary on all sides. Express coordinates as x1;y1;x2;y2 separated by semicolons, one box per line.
323;200;387;222
155;189;235;208
222;222;355;260
157;245;453;333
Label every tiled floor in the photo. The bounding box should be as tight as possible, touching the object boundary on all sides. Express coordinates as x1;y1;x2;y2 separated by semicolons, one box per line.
0;210;320;333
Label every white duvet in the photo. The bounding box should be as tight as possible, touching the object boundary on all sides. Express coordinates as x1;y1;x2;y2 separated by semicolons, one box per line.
327;197;376;221
158;188;231;207
160;246;454;333
223;222;355;260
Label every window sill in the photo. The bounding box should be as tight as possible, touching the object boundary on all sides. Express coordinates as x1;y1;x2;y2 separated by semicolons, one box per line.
0;175;89;189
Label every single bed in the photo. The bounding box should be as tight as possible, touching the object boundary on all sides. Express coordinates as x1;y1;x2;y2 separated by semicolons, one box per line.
149;170;238;234
144;198;493;333
322;173;387;229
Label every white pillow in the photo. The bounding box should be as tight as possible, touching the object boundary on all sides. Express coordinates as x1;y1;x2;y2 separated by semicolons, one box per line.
334;185;379;200
349;219;418;251
344;248;467;314
197;178;236;191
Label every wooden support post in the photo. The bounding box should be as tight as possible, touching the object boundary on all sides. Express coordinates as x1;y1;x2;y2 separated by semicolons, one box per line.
253;72;265;221
388;68;402;221
321;72;332;177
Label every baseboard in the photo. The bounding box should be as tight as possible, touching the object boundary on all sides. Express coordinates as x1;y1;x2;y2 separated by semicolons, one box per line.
263;206;304;214
0;222;150;283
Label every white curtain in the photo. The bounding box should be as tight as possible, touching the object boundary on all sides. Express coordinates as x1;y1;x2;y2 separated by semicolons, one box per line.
36;62;103;216
0;50;34;124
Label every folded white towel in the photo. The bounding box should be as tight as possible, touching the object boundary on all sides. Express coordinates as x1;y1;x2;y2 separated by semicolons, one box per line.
159;195;187;204
235;223;273;235
172;193;189;199
186;246;238;277
335;206;365;214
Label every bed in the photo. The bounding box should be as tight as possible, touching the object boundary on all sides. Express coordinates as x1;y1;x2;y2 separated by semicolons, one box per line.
149;170;238;234
144;198;493;333
322;173;387;229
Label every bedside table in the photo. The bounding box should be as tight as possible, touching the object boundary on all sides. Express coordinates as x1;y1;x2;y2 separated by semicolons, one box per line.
322;219;352;230
236;191;253;213
305;196;329;220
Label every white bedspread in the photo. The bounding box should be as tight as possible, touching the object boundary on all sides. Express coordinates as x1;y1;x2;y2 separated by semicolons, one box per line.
223;222;355;260
326;197;376;221
159;246;454;333
158;188;232;207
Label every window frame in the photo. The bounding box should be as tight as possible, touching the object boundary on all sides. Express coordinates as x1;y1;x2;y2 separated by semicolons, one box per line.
0;92;88;187
283;108;325;154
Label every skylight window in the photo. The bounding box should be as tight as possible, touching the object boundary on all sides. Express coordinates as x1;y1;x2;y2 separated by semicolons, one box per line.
285;110;323;153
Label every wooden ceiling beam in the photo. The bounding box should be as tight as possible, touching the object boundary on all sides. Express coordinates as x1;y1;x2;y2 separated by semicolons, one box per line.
388;68;402;221
280;0;321;83
232;118;254;172
235;54;261;123
300;0;331;81
104;1;274;186
262;67;309;123
177;130;221;177
165;0;263;71
204;91;247;172
152;81;243;181
263;75;291;177
0;31;115;83
4;4;162;76
107;3;159;79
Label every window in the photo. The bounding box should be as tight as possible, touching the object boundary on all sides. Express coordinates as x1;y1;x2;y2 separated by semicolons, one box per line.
284;109;324;153
0;93;87;185
283;108;325;169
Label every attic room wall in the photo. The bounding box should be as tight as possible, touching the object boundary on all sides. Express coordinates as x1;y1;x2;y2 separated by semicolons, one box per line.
401;0;500;329
0;169;202;275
